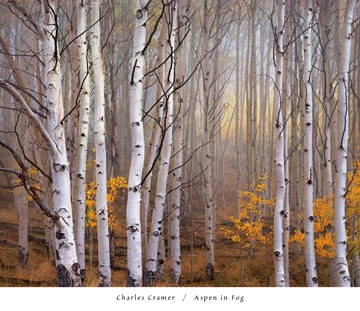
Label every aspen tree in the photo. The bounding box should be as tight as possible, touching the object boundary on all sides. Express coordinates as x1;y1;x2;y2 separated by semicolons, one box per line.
73;0;91;283
169;0;187;284
0;0;82;286
302;0;318;287
282;0;291;285
126;0;148;287
141;20;166;268
8;115;29;266
333;0;357;287
202;0;215;281
40;0;81;286
145;1;177;285
89;0;111;287
273;0;286;287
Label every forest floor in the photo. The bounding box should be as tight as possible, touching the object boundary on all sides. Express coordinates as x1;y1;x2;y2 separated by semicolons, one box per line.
0;180;333;287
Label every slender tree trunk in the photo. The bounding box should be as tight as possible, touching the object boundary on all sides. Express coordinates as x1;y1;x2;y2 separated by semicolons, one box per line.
89;0;111;287
273;0;286;287
169;0;186;285
145;2;176;285
14;184;28;266
73;0;91;283
126;0;148;287
141;21;166;270
303;0;318;287
282;0;291;286
202;0;215;281
333;0;356;287
39;0;82;287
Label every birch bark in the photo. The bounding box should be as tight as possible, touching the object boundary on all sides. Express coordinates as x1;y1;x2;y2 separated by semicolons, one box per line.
169;0;186;284
273;0;286;287
333;0;357;287
73;0;91;283
140;21;166;269
145;2;176;285
42;0;82;287
90;0;111;287
126;0;148;287
203;4;215;281
303;0;318;287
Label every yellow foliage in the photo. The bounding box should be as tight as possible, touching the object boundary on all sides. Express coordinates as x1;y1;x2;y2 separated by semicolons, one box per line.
346;161;360;254
85;176;128;230
11;166;41;202
290;195;335;258
221;174;273;249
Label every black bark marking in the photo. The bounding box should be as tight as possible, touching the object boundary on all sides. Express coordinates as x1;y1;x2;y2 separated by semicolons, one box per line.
136;9;143;19
127;225;138;233
158;258;164;265
56;231;66;240
72;263;81;277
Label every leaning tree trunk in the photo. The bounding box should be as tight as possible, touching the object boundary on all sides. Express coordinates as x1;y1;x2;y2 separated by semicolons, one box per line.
333;0;356;287
273;0;286;287
303;0;318;287
126;0;148;287
73;0;91;283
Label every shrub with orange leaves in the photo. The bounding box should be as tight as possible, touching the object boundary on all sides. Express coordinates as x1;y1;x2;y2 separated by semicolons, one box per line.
85;176;128;230
346;162;360;255
290;195;335;258
221;174;274;250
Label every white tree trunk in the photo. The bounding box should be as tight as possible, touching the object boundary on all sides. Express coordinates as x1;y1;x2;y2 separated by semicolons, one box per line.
140;21;166;269
145;2;176;285
303;0;318;287
201;0;215;281
89;0;111;287
333;0;356;287
273;0;286;287
14;184;28;266
73;0;91;283
126;0;148;287
282;0;291;286
40;0;82;287
169;0;186;285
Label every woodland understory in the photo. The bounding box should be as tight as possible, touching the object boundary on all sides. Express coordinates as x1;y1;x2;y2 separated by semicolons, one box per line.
0;0;360;288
